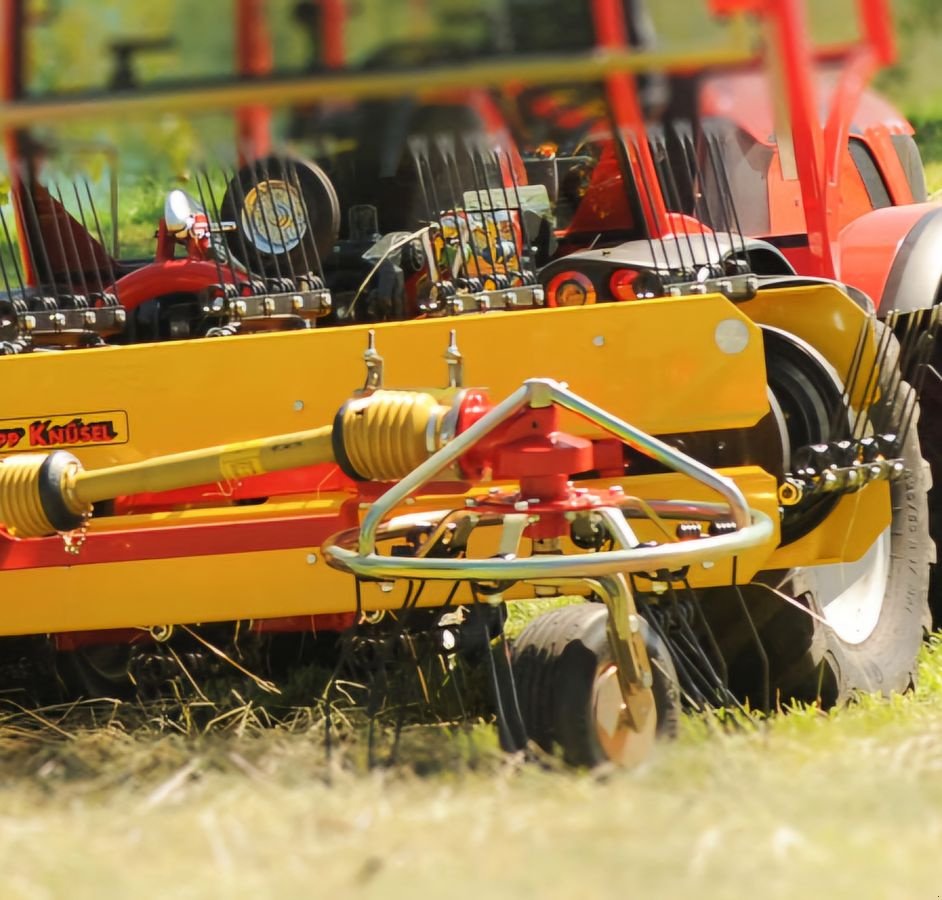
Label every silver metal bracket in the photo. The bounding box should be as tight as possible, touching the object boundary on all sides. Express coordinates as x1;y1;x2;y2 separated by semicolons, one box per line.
445;329;463;388
362;329;384;391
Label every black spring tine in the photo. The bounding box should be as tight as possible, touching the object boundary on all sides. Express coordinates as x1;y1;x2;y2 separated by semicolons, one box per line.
228;158;268;281
464;134;500;281
880;308;921;428
897;307;926;383
650;123;699;277
227;163;264;282
663;582;742;710
0;197;25;293
878;310;915;435
0;204;19;298
644;607;707;710
701;127;734;249
42;176;79;300
732;559;769;715
851;312;897;438
686;125;727;268
464;135;506;275
909;306;942;403
897;313;941;450
830;315;872;438
630;126;675;277
493;145;527;268
624;126;674;280
71;180;107;299
701;130;737;273
17;164;58;298
684;578;730;688
53;180;92;302
251;156;286;283
470;591;527;752
200;166;243;287
435;135;477;283
270;154;300;284
83;179;118;294
501;142;533;266
663;611;729;707
422;136;446;216
673;121;714;264
258;153;296;284
487;142;522;268
704;122;752;273
408;136;437;226
670;578;729;692
278;153;316;283
193;169;233;289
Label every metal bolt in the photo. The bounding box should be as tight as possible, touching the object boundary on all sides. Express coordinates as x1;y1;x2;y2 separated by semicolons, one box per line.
293;400;304;412
514;500;529;511
379;582;395;593
608;485;624;495
306;552;318;566
593;335;605;347
627;613;640;634
702;560;715;569
465;498;477;507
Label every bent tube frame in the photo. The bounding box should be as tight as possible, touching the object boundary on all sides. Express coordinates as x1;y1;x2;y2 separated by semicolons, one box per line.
323;378;774;582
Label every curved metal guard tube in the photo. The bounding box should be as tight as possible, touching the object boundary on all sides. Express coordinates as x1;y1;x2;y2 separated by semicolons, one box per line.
357;378;754;556
327;509;772;581
544;381;752;529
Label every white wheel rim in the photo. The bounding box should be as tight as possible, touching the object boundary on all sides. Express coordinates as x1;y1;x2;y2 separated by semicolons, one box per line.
240;180;307;255
815;528;891;645
593;664;657;767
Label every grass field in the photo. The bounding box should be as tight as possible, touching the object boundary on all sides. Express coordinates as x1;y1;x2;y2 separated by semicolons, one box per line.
4;639;942;900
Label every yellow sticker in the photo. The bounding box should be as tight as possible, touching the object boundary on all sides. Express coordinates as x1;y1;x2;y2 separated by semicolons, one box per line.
219;449;265;481
0;410;129;453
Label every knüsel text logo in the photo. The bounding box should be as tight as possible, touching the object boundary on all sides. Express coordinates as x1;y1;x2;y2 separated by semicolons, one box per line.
0;411;129;452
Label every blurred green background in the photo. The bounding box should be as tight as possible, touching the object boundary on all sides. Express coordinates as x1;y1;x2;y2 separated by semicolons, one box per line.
5;0;942;254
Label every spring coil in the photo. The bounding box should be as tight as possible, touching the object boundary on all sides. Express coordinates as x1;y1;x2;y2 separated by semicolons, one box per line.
0;454;54;538
341;391;442;481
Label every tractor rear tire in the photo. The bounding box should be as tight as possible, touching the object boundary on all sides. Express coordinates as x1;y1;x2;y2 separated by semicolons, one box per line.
701;378;932;706
512;603;680;767
222;155;340;277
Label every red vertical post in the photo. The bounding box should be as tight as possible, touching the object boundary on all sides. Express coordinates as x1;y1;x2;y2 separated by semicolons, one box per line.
590;0;669;238
710;0;836;278
857;0;895;66
235;0;273;160
318;0;345;69
2;0;36;284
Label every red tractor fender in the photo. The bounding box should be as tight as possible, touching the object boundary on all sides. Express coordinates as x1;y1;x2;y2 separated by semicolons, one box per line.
114;259;234;311
839;203;942;313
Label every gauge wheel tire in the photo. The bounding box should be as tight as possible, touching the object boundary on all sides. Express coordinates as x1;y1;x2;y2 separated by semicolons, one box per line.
512;603;680;768
700;377;932;707
221;155;340;276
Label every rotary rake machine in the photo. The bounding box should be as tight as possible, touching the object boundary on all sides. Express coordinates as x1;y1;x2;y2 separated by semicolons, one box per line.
0;267;931;766
0;0;937;767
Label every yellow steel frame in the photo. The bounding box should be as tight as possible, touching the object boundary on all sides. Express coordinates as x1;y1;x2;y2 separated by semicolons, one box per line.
0;284;892;636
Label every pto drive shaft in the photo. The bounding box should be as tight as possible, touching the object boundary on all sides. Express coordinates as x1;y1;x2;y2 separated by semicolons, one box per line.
0;389;462;538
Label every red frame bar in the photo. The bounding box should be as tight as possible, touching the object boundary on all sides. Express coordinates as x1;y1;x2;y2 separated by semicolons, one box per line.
235;0;273;159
